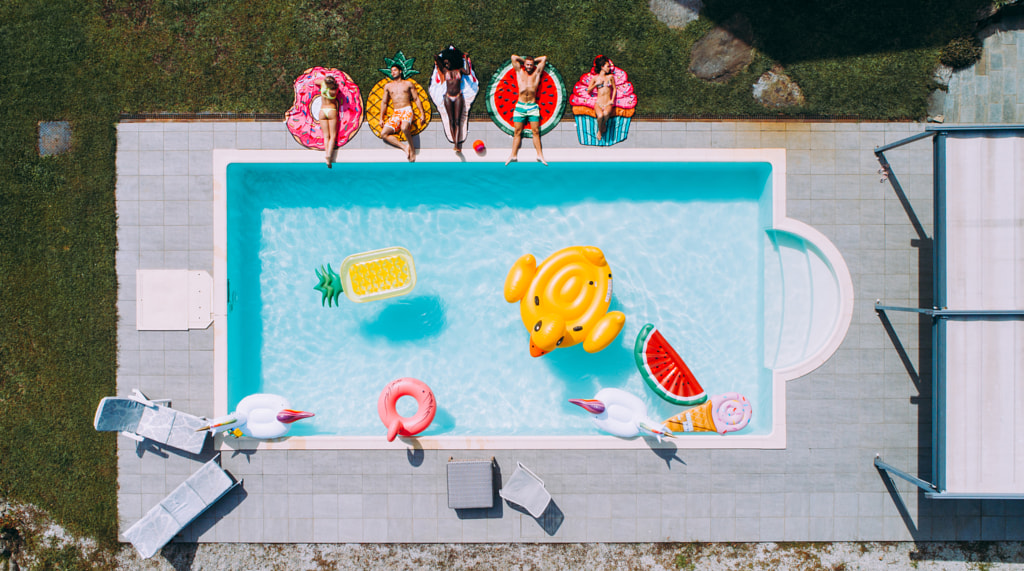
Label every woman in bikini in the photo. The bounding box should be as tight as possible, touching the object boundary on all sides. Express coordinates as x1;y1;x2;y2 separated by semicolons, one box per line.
435;50;473;152
586;55;616;141
314;76;341;167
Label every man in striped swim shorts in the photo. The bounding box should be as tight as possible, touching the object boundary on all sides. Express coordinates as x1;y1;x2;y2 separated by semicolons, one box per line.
506;54;548;166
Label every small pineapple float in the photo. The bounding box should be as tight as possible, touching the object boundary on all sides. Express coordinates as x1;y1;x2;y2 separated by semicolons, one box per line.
313;247;417;305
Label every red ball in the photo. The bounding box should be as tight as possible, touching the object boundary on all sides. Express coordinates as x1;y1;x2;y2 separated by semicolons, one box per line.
472;140;486;153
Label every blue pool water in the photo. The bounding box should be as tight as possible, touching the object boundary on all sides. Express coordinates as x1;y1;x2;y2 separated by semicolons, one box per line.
227;161;774;437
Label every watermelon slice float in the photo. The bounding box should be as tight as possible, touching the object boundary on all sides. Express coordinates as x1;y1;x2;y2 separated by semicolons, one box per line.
485;59;567;138
634;324;707;406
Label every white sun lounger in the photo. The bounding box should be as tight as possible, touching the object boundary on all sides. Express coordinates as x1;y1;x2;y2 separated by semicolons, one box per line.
499;462;551;518
122;456;240;559
93;389;208;455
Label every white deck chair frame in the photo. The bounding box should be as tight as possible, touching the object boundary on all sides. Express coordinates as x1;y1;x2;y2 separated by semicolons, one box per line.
499;461;552;518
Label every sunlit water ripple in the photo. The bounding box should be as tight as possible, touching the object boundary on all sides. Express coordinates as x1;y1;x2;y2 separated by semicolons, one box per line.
228;161;774;437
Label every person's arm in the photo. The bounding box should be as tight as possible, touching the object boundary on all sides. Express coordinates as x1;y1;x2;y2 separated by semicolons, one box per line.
586;75;598;93
535;55;547;73
380;87;390;124
609;77;616;102
461;54;472;76
510;54;523;71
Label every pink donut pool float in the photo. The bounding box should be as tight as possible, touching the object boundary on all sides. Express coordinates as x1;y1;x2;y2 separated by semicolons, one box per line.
286;67;363;150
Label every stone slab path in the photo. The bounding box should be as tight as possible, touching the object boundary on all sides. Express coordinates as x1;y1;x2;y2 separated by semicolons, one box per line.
943;12;1024;123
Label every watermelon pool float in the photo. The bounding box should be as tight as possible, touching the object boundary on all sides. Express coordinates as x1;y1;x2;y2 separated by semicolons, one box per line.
485;60;567;138
634;324;707;406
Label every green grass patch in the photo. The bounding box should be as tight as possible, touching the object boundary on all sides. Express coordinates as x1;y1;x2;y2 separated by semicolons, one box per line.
1;0;119;545
87;0;988;119
0;0;990;545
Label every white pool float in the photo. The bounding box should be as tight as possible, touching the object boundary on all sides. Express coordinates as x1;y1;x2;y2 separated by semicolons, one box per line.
200;394;314;439
569;388;673;441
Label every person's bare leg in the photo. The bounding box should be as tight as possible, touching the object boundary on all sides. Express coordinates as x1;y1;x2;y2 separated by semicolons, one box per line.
443;97;459;152
596;108;607;141
530;120;546;165
400;121;415;162
319;116;334;167
325;115;339;166
451;96;465;152
330;115;340;144
381;127;408;159
506;122;524;165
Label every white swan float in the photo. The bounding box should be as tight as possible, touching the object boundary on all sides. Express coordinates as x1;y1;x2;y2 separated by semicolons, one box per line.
199;394;314;439
569;388;674;441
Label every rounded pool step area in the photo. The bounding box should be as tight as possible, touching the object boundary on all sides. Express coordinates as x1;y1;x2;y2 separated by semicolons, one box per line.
763;229;850;379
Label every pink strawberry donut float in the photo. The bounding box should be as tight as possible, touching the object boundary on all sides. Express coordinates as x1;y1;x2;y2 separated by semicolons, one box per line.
285;67;363;150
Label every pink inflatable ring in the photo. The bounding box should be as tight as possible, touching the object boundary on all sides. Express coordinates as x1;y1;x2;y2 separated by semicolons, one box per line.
285;67;363;150
378;377;437;442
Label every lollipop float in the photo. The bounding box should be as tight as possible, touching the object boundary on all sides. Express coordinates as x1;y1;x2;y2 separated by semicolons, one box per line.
663;392;753;435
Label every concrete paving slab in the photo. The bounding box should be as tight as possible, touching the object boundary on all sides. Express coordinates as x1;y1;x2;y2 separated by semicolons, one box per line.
112;116;994;546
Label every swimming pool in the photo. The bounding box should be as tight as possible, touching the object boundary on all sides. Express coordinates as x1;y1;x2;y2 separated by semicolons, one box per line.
213;149;853;450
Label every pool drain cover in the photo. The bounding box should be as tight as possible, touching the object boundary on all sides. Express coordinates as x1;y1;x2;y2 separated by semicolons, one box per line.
38;121;72;156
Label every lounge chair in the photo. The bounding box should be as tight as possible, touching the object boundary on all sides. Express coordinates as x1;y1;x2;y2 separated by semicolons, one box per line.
122;455;240;559
446;457;494;509
499;462;551;518
93;389;208;454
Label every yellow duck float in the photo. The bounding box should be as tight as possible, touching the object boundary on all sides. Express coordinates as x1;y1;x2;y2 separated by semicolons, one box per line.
504;246;626;357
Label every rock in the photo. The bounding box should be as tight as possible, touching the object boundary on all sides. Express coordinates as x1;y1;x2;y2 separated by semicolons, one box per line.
932;64;953;88
649;0;703;29
688;13;754;83
752;66;805;108
974;2;999;22
927;89;946;122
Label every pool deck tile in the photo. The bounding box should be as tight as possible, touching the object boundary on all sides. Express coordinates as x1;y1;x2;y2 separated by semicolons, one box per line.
114;117;983;545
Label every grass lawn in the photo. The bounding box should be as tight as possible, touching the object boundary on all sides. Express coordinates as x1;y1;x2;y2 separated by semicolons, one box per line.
0;0;989;547
0;0;120;546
